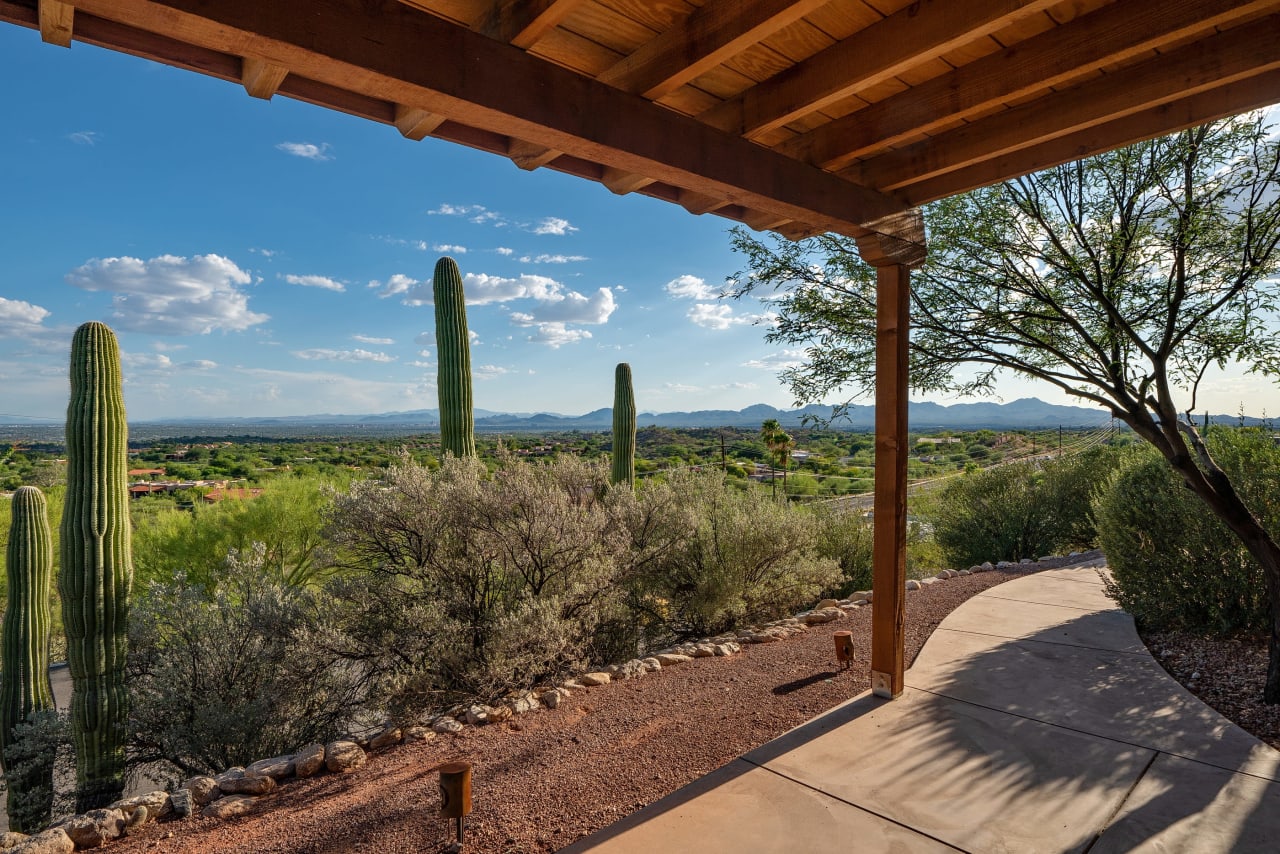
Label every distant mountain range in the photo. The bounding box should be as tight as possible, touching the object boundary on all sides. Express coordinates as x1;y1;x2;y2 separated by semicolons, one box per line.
5;398;1272;435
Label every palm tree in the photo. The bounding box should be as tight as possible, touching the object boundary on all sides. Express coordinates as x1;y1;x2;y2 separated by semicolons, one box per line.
760;419;792;500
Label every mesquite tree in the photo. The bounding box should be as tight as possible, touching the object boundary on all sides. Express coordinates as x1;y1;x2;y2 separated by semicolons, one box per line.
611;363;636;488
433;256;476;458
728;114;1280;700
2;486;56;831
61;321;132;809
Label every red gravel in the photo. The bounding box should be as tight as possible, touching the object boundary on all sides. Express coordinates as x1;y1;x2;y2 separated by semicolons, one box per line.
107;560;1091;854
1141;627;1280;753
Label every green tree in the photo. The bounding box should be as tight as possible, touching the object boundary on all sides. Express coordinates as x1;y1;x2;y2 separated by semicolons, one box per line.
729;114;1280;700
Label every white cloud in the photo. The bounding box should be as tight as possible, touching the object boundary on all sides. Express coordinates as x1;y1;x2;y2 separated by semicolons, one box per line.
464;273;563;305
407;360;432;368
414;331;433;346
530;217;577;236
741;349;807;370
152;341;186;352
520;254;588;264
122;353;173;371
474;364;509;380
430;204;505;226
688;303;774;330
283;273;345;292
352;334;394;345
186;359;218;370
435;244;467;254
249;248;277;258
665;382;700;393
510;287;615;325
292;348;396;363
493;247;514;256
525;323;591;348
68;131;99;145
65;254;268;335
0;297;51;333
276;142;333;161
370;274;419;299
665;274;722;300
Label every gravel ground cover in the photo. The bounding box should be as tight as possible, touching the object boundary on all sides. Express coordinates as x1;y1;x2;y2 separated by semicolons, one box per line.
1142;628;1280;753
106;555;1103;854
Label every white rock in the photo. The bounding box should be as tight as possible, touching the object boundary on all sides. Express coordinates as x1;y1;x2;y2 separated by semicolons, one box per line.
168;789;193;818
1020;558;1033;564
852;598;868;606
203;795;259;820
815;598;841;609
220;774;275;796
981;562;995;570
579;672;612;686
641;657;662;672
293;743;326;777
957;569;972;576
655;653;692;666
432;717;465;734
615;659;648;680
247;755;295;779
506;692;540;714
803;607;843;625
325;740;366;773
540;687;571;709
181;776;222;806
8;828;72;854
692;644;717;658
369;726;402;750
905;579;922;591
920;577;937;586
63;809;125;849
749;632;780;643
465;705;495;725
404;726;436;743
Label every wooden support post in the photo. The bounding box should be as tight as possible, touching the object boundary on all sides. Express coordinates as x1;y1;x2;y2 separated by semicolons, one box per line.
856;209;926;701
870;261;909;699
242;56;289;99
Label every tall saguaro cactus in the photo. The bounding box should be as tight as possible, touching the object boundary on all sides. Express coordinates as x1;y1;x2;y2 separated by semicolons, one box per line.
60;321;132;811
433;256;476;458
611;362;636;488
2;486;56;832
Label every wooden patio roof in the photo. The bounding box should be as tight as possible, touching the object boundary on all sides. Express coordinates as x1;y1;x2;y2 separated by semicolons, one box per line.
5;0;1280;250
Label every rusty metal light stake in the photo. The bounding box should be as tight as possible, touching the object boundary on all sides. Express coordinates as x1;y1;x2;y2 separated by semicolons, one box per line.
440;761;473;847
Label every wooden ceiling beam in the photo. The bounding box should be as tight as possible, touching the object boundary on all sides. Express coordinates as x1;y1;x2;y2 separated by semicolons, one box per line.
677;189;732;215
597;0;827;100
479;0;588;49
741;211;794;232
600;167;654;195
241;56;288;99
699;0;1060;139
394;104;445;140
38;0;73;47
507;139;562;171
65;0;903;238
896;68;1280;206
784;0;1277;171
847;17;1280;192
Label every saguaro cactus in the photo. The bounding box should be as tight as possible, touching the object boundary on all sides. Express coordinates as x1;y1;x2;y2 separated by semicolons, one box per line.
433;257;476;458
2;486;56;832
611;363;636;488
60;321;132;811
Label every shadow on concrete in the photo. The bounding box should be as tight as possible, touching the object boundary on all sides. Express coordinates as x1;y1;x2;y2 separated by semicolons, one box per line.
565;572;1280;853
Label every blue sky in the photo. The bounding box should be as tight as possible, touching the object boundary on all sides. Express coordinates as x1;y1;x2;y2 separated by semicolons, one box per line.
1;26;1276;422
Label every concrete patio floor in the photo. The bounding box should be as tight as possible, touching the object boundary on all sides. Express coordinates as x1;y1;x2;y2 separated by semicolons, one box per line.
564;563;1280;853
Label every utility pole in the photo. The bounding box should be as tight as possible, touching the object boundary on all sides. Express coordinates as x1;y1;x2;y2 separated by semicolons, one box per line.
720;431;727;472
1058;425;1063;455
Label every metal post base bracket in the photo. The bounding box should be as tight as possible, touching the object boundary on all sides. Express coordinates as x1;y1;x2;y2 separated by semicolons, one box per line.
872;670;901;699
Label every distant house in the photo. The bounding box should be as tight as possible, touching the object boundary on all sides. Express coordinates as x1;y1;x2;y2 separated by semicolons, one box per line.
202;487;264;504
128;468;166;478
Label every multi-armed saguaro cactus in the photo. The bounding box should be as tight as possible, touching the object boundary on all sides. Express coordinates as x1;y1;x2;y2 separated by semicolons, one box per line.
2;486;56;832
60;321;132;811
611;362;636;488
433;256;476;458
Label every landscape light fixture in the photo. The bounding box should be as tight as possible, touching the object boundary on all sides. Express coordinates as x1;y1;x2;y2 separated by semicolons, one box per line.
833;631;854;669
439;761;473;848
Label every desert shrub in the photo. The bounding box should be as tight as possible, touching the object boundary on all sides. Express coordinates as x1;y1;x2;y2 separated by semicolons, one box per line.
131;475;341;590
2;710;73;830
929;446;1121;566
626;470;840;639
810;504;874;596
323;455;631;710
1096;429;1280;633
127;545;375;777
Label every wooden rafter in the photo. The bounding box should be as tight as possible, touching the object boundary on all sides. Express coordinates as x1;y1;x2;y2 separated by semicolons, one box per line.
393;104;445;141
600;167;654;196
698;0;1062;139
37;0;71;46
898;67;1280;205
241;56;288;100
60;0;907;239
848;17;1280;192
596;0;828;100
782;0;1275;171
507;140;562;171
477;0;587;49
